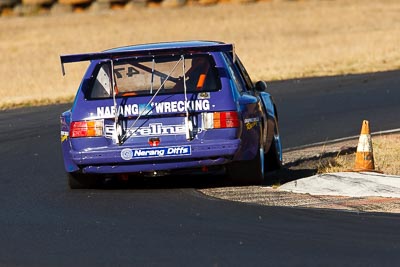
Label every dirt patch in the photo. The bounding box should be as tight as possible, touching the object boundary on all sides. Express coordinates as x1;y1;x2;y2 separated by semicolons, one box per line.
202;187;400;213
199;133;400;214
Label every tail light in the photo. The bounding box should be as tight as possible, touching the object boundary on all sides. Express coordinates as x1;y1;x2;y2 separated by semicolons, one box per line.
202;111;240;129
70;120;104;138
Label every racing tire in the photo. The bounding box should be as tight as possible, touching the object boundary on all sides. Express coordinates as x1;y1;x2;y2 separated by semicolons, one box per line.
67;172;98;189
227;148;265;185
265;138;282;172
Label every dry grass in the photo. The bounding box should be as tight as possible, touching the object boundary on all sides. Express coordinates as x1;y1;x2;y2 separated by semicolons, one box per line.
370;134;400;175
317;134;400;175
1;0;400;109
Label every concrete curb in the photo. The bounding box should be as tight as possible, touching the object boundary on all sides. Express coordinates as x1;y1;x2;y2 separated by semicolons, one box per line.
200;132;400;213
279;172;400;198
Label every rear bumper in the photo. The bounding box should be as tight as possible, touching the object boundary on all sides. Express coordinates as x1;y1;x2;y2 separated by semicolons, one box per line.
69;139;240;174
82;158;229;174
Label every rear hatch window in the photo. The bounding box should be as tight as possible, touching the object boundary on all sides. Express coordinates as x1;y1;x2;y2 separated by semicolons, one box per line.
88;54;221;99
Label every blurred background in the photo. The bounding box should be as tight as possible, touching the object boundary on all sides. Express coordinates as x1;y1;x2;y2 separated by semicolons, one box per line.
1;0;399;109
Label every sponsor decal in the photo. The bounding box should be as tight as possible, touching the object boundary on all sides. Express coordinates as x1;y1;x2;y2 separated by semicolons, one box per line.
60;117;68;129
198;92;210;99
244;117;259;130
96;99;210;118
97;104;152;118
121;148;134;160
105;123;186;139
120;145;191;160
61;131;69;142
245;122;257;130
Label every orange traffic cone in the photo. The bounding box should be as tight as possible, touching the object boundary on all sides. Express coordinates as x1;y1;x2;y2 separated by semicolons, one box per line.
353;120;380;172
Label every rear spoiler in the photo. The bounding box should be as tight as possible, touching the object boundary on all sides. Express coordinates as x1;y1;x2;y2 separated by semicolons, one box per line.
60;43;234;76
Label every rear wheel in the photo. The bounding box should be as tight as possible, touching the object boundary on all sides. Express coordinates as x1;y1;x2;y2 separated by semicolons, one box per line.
265;138;282;172
265;113;282;172
67;172;99;189
227;148;265;185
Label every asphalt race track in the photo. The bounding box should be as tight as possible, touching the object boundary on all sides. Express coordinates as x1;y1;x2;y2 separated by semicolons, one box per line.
267;70;400;148
1;71;399;266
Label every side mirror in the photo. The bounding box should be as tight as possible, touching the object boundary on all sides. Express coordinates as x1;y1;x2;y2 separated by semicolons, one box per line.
255;81;268;92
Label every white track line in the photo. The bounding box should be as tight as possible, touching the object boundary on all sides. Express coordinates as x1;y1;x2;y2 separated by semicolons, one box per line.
284;128;400;152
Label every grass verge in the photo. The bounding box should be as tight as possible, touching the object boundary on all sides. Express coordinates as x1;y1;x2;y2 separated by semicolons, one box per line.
317;134;400;175
0;96;74;110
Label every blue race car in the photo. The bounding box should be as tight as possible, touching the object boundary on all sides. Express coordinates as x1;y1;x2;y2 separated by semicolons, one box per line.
60;41;282;188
